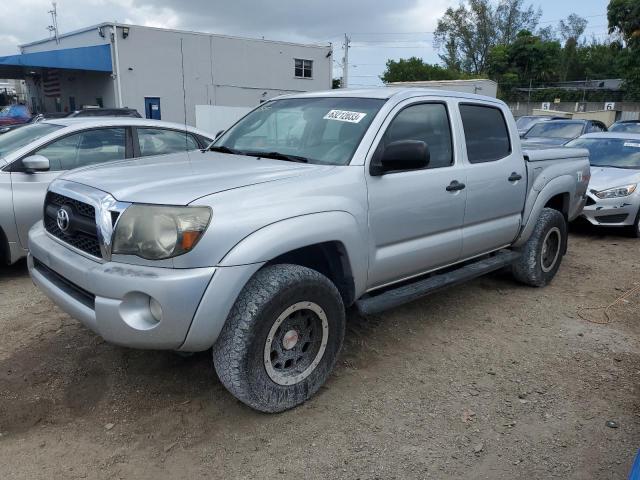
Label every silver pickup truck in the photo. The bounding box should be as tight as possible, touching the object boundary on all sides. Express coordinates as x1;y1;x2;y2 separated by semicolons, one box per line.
27;89;590;412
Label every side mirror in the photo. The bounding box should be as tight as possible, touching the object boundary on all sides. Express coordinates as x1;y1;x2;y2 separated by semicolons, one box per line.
22;155;50;173
215;129;225;139
370;140;430;176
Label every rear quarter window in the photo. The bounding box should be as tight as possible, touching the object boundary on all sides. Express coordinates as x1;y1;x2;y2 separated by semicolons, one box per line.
460;104;511;164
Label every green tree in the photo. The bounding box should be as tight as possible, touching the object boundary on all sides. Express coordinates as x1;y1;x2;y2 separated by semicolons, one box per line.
380;57;459;83
608;0;640;99
434;0;541;75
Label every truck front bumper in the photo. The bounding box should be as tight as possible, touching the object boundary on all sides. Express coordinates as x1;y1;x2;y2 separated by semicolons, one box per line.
580;192;639;227
28;223;262;351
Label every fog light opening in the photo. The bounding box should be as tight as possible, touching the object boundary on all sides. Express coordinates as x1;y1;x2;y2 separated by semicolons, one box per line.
149;297;163;323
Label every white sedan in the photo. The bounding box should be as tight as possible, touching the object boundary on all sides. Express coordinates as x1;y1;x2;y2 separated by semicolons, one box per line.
0;117;214;265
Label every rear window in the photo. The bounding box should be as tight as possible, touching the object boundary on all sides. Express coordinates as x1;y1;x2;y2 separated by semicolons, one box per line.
460;104;511;163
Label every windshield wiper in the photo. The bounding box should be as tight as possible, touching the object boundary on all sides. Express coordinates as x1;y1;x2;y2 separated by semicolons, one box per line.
243;151;309;163
592;164;637;169
208;145;241;155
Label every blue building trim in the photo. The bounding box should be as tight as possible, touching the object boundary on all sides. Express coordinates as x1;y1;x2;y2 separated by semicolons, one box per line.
0;44;112;72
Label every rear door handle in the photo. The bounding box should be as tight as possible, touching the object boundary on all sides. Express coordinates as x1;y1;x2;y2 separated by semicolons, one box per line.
508;172;522;182
446;180;466;192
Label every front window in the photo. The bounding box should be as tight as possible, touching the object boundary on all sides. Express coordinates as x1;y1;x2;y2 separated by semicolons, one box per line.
525;122;584;140
215;97;386;165
295;59;313;78
609;122;640;134
0;123;63;158
516;116;549;132
566;137;640;169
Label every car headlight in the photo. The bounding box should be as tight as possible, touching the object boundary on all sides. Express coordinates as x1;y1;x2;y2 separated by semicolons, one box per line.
593;184;637;199
112;205;211;260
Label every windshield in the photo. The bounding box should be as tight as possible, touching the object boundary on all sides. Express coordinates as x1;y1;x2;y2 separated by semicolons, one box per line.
525;122;583;139
609;122;640;134
566;137;640;169
215;97;386;165
0;123;63;158
516;116;549;131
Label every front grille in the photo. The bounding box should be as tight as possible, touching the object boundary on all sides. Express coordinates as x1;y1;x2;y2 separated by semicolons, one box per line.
596;213;629;224
44;192;102;258
33;258;95;309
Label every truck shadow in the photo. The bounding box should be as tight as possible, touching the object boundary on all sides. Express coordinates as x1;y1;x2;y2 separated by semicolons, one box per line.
0;258;29;281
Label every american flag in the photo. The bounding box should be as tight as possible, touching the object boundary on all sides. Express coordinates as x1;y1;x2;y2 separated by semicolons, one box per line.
43;69;61;98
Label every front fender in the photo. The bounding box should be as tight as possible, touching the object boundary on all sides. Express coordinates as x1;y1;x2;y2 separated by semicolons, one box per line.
513;174;577;248
219;211;369;297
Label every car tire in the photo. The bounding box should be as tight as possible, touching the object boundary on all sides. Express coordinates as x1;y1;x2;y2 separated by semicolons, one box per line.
512;208;567;287
212;264;345;413
630;210;640;238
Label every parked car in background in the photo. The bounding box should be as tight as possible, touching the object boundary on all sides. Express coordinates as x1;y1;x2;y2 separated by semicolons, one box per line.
0;104;31;127
566;132;640;237
608;120;640;134
0;118;213;264
515;115;564;137
67;107;142;118
27;88;589;412
522;119;607;147
0;112;68;135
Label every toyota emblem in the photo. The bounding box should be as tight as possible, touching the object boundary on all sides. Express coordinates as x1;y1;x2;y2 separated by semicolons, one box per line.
56;208;70;233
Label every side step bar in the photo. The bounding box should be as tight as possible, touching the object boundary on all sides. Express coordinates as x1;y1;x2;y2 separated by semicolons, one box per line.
356;249;521;315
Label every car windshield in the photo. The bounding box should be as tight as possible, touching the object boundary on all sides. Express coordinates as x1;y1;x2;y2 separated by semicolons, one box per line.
516;116;549;131
0;123;63;158
609;122;640;134
566;137;640;169
215;97;386;165
525;122;583;139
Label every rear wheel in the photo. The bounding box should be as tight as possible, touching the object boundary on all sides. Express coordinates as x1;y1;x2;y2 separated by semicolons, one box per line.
512;208;567;287
213;264;345;413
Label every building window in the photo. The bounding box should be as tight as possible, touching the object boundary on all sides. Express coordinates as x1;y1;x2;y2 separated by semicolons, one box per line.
295;59;313;78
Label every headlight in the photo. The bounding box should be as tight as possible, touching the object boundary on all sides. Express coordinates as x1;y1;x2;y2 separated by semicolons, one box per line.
112;205;211;260
593;184;637;199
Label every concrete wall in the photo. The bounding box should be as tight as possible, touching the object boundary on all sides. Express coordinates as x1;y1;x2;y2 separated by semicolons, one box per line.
20;28;109;54
195;105;252;135
115;25;332;125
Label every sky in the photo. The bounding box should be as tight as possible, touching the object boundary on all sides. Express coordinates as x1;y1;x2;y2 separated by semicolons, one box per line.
0;0;611;87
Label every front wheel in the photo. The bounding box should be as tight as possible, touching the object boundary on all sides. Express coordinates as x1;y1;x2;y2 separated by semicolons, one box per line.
630;209;640;238
213;264;345;413
512;208;567;287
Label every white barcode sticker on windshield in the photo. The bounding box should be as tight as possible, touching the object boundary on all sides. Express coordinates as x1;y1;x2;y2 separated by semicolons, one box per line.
624;142;640;148
324;110;367;123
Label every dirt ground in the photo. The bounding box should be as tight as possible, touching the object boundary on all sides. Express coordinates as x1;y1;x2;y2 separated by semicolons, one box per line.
0;226;638;480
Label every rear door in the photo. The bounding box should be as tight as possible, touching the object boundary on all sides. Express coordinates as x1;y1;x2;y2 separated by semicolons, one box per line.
457;102;526;259
133;127;200;157
11;127;131;247
365;99;466;289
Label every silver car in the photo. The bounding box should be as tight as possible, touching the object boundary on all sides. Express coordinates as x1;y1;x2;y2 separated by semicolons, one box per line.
0;118;214;264
566;132;640;237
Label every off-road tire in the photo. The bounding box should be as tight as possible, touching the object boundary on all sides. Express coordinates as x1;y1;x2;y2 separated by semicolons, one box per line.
512;208;567;287
213;264;345;413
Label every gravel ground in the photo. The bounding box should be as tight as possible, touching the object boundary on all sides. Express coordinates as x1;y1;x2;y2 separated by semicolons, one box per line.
0;226;638;479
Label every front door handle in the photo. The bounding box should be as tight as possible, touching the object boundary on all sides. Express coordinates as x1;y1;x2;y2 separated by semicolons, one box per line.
446;180;466;192
508;172;523;182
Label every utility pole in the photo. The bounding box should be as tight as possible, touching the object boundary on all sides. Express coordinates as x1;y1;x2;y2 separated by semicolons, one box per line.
47;2;60;44
342;34;350;89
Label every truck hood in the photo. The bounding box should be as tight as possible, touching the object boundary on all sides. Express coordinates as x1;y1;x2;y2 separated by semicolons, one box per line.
61;150;332;205
588;166;640;192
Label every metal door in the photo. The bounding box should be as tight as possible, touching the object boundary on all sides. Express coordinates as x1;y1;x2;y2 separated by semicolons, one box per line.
145;97;161;120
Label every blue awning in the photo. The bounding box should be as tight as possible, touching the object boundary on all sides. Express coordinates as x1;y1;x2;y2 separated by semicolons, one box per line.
0;44;112;72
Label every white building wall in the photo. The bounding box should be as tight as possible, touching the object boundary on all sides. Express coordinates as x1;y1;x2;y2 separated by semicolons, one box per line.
115;25;332;125
16;24;333;123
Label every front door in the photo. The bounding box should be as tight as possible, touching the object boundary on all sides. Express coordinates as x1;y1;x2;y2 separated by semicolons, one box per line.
366;100;467;289
457;102;526;259
11;127;128;247
145;97;161;120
